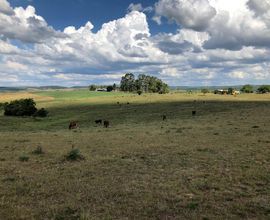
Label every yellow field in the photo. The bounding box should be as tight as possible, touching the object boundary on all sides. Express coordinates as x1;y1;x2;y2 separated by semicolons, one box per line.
0;92;54;102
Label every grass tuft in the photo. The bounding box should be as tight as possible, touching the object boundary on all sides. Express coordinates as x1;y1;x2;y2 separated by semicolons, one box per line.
19;155;29;162
32;146;44;155
65;148;85;161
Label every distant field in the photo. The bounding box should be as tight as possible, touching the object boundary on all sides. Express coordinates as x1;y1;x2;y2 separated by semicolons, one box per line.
0;90;269;219
34;89;130;101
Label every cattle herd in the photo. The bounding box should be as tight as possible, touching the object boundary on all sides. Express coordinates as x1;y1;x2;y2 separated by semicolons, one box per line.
68;101;197;130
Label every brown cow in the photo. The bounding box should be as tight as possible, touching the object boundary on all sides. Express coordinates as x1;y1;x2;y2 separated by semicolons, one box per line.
69;121;78;130
103;120;110;128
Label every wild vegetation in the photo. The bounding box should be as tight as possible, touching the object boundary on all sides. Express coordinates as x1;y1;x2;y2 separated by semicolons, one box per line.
0;90;269;219
3;98;48;117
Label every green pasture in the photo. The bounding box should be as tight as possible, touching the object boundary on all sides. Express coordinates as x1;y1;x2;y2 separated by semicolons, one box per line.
0;91;269;219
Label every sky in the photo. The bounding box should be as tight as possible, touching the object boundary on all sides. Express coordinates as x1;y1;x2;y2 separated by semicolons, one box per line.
1;0;270;87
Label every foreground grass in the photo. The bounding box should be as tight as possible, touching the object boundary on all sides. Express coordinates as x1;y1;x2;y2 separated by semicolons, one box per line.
0;91;269;219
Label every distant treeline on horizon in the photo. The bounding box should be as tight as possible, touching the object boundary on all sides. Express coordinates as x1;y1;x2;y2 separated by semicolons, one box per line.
0;85;268;92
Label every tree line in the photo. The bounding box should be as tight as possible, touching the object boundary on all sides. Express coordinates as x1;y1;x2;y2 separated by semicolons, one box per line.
240;84;270;94
204;84;270;94
89;84;117;92
89;73;169;94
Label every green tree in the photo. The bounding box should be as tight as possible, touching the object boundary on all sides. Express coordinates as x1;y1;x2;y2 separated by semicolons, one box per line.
112;83;117;91
120;73;169;94
89;84;97;91
120;73;136;92
257;85;270;94
107;86;114;92
135;74;148;92
228;88;234;95
241;84;253;93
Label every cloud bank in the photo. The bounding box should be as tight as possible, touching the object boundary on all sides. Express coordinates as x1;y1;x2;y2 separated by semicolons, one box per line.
0;0;270;86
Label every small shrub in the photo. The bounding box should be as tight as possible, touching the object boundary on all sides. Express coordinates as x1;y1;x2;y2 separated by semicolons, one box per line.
32;146;44;155
19;155;29;162
201;88;210;94
54;207;81;220
3;176;16;182
65;148;84;161
137;90;142;95
33;108;48;117
187;202;199;210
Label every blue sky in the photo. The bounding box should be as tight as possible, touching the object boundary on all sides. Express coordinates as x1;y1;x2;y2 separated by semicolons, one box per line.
9;0;177;34
1;0;270;86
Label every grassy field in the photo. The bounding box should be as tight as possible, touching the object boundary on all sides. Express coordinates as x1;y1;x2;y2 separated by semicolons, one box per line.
0;90;270;219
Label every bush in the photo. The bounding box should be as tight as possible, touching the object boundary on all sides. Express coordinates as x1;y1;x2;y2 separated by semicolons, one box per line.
4;99;37;116
257;85;270;94
3;98;48;117
137;90;142;95
33;108;48;117
107;86;114;92
65;148;84;161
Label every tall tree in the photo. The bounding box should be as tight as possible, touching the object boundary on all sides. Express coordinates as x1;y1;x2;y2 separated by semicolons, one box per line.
120;73;136;92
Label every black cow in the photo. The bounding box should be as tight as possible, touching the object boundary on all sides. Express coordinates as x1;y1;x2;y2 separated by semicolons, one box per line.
95;119;102;125
192;111;196;116
104;120;110;128
162;115;167;121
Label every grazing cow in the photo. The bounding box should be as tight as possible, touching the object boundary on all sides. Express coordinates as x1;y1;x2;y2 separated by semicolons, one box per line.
162;115;167;121
69;121;78;130
192;111;196;116
95;119;102;125
104;120;110;128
